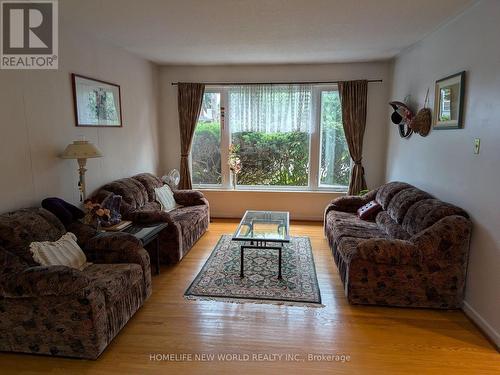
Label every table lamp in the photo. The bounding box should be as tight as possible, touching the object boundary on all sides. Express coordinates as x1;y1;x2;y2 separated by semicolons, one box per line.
61;139;103;201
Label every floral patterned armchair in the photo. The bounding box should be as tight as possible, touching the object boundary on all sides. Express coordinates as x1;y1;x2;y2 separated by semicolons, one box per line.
0;208;152;359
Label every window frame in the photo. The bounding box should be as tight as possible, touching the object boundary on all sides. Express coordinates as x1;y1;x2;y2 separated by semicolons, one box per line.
189;87;227;189
191;84;349;192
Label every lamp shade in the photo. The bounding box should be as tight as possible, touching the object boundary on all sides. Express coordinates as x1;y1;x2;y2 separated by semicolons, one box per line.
61;140;103;159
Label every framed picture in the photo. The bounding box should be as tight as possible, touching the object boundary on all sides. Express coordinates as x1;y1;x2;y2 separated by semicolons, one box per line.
433;71;465;129
72;73;122;127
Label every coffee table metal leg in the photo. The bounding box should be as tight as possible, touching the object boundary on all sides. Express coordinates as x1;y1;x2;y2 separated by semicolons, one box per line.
278;245;282;279
240;246;244;278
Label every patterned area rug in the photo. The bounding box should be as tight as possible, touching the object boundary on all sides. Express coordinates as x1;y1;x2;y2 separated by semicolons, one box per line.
185;235;322;307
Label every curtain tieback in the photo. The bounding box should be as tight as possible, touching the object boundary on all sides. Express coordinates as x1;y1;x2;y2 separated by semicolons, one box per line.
180;154;189;158
353;160;363;165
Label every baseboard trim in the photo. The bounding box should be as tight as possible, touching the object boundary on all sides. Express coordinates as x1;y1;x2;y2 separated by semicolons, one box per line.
462;301;500;351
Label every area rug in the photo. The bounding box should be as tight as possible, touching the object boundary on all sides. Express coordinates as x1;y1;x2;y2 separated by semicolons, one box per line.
185;235;322;307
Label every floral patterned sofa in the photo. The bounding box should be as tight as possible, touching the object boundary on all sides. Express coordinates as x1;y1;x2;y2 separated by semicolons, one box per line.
324;181;472;309
92;173;209;264
0;208;152;359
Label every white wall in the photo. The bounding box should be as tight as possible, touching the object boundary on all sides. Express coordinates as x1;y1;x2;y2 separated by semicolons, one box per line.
0;19;160;212
386;0;500;347
202;190;342;222
158;62;392;220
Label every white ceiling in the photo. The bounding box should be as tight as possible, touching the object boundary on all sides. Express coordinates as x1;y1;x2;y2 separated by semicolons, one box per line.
61;0;477;65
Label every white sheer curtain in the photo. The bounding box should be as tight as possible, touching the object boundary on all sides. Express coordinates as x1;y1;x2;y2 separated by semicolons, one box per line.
228;84;312;133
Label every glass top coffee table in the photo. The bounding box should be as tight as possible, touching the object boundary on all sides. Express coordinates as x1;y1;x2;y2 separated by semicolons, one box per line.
232;210;290;279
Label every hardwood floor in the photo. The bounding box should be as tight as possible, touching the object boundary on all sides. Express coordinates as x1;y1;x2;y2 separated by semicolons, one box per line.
1;220;498;374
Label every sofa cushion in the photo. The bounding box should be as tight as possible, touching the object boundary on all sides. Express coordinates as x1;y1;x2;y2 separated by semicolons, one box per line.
375;181;412;210
132;173;163;202
402;199;469;235
169;205;207;227
139;201;162;212
0;208;66;266
0;246;30;279
375;211;411;240
98;178;149;212
84;263;143;304
326;211;387;243
386;187;432;224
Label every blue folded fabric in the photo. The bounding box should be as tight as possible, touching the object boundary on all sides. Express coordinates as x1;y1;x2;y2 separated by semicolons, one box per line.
41;197;85;227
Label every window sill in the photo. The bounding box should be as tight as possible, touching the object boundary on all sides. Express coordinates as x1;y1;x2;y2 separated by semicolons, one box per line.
195;187;347;194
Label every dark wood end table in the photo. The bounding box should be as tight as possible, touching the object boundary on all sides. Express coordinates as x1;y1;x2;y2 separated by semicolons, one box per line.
119;222;168;275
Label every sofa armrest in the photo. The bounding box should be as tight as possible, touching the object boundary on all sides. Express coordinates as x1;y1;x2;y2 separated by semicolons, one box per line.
326;189;378;214
85;232;142;252
173;190;207;206
85;232;152;293
356;238;422;266
66;221;98;248
323;189;378;230
411;215;472;261
0;265;90;298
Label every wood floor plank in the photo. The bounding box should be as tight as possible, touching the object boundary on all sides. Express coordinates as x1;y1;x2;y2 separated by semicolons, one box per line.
0;220;498;374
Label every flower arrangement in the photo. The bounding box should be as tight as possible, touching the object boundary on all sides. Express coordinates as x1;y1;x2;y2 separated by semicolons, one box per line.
83;199;111;228
228;144;242;188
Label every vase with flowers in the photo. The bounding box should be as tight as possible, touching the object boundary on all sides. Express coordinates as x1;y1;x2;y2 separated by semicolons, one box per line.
83;200;111;231
228;144;242;190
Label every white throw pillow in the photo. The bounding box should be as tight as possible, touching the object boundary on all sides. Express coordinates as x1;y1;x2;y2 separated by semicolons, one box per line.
155;185;181;212
30;232;90;271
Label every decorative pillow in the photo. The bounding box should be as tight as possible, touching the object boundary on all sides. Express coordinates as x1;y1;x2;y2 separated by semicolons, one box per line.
357;200;382;221
100;193;122;226
29;232;90;271
154;185;179;212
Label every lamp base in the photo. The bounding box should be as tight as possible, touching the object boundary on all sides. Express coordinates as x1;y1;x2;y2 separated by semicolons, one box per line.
77;158;87;202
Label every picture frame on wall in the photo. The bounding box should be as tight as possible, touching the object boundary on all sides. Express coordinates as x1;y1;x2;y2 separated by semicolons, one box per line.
433;71;465;129
72;73;123;127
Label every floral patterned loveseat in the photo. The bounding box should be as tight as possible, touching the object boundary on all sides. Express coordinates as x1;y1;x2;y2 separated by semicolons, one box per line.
92;173;210;264
324;181;472;309
0;208;152;359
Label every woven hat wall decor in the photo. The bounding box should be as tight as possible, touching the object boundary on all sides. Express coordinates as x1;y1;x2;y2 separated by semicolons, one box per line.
389;99;414;138
409;88;431;136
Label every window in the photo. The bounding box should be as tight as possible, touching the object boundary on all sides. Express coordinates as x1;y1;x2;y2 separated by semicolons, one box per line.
191;84;349;191
229;85;311;187
319;90;350;187
191;91;222;185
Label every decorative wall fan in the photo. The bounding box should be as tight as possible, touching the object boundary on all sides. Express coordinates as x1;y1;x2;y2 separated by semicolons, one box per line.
162;169;180;189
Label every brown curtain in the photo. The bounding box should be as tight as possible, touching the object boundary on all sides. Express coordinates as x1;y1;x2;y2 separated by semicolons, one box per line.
177;83;205;189
338;80;368;195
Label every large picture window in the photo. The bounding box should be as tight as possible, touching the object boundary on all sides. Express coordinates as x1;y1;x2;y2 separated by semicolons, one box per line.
191;84;349;191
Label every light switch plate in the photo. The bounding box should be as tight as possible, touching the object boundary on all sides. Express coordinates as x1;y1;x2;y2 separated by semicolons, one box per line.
474;138;480;154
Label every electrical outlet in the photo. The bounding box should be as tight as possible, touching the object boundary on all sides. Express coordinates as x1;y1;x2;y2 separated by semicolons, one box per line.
474;138;481;154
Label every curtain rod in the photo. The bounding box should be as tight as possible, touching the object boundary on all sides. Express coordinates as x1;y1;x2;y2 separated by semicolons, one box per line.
171;79;383;86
